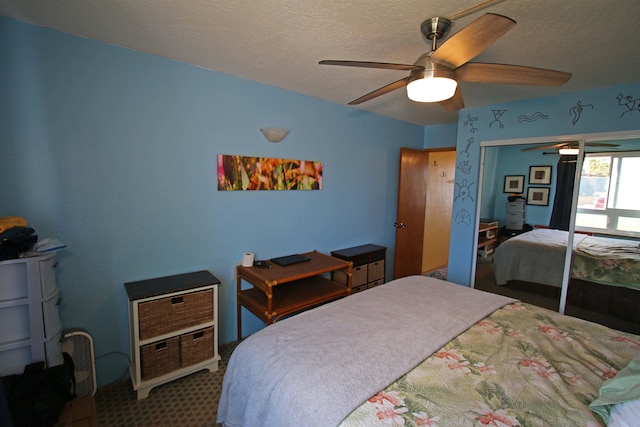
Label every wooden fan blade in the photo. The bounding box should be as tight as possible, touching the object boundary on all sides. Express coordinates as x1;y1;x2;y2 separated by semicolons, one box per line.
521;142;570;151
319;60;422;71
431;13;515;69
437;86;465;111
348;78;410;105
456;63;572;86
585;143;619;147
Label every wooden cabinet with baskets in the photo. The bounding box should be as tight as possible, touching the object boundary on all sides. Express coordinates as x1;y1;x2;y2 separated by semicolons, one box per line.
125;271;220;399
331;244;386;293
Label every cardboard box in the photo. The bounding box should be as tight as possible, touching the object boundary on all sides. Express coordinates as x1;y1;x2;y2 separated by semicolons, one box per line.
54;396;97;427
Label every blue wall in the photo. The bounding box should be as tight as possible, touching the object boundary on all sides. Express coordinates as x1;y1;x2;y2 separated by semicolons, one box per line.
0;18;424;386
484;145;558;226
424;123;457;148
448;82;640;286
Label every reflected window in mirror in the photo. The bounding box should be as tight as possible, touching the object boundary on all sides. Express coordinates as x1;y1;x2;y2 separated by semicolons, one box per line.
576;151;640;237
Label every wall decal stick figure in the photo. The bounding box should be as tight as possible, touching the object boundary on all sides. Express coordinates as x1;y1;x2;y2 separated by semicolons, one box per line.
489;110;507;128
455;209;471;226
455;179;474;202
616;93;640;118
464;114;478;133
569;100;593;125
459;137;475;158
457;159;472;175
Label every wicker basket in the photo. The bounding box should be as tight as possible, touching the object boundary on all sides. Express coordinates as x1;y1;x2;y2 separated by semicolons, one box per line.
141;336;180;380
182;290;214;330
352;284;368;294
367;260;385;282
180;327;214;367
333;266;366;287
138;289;213;340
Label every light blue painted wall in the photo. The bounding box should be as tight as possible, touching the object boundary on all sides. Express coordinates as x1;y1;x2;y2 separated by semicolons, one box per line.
423;123;457;148
0;18;424;386
489;145;557;226
448;82;640;286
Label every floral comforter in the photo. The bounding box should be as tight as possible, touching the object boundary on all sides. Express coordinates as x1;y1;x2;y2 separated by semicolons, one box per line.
341;302;640;427
573;236;640;290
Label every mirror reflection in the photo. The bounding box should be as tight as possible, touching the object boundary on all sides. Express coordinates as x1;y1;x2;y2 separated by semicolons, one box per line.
474;138;640;334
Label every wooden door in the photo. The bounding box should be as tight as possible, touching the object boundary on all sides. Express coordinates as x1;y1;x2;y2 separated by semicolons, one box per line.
393;148;429;278
394;148;455;279
421;150;456;272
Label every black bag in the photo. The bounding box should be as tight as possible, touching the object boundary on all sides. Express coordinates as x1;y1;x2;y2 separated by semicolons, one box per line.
1;353;75;427
0;227;37;261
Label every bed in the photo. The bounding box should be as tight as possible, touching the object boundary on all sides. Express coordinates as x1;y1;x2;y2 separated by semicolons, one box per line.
492;228;640;290
492;228;640;332
217;275;640;427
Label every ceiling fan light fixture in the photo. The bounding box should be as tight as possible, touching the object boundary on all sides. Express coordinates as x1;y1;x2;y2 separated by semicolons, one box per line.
407;76;457;102
558;147;579;155
406;54;457;103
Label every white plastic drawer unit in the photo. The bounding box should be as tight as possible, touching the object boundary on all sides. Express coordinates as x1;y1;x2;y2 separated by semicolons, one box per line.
506;201;525;213
42;289;63;339
506;212;524;221
38;255;59;299
506;219;524;230
0;303;32;343
0;253;63;376
0;253;58;300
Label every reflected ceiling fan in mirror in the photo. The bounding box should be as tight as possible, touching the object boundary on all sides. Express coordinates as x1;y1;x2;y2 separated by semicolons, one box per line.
521;141;620;155
319;2;571;111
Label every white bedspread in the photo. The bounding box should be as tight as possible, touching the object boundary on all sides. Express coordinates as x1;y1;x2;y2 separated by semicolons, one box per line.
217;275;515;427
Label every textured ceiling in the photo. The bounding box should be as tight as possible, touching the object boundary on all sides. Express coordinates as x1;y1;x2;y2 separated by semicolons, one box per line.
1;0;639;126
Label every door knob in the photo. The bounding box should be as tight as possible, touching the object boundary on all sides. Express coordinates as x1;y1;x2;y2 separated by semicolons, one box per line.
394;222;406;229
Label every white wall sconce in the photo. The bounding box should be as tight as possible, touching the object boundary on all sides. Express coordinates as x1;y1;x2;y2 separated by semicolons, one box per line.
260;128;289;143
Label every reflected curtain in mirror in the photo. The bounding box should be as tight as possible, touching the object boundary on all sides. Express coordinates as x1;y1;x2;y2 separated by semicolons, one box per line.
549;156;577;231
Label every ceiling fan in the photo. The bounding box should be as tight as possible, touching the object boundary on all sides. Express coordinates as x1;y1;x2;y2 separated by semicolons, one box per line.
319;12;571;111
521;141;620;155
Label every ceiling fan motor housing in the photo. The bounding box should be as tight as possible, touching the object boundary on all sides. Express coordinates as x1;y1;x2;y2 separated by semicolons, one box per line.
420;17;453;50
420;17;453;41
409;52;456;83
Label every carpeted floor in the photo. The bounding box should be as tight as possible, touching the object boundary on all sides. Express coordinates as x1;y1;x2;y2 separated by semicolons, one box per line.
424;266;448;280
95;340;239;427
473;261;559;311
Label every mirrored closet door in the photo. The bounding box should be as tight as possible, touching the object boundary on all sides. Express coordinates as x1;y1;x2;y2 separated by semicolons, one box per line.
474;134;640;334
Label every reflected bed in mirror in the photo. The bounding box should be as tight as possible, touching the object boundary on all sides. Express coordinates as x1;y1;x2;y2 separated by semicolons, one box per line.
491;227;639;334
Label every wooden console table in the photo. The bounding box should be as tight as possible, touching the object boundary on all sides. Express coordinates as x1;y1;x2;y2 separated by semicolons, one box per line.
236;250;352;339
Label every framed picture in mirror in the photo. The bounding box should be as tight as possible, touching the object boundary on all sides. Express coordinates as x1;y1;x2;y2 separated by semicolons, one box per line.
503;175;525;193
527;187;550;206
529;165;552;185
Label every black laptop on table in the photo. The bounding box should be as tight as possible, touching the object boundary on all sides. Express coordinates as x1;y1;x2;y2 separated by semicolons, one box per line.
270;254;310;266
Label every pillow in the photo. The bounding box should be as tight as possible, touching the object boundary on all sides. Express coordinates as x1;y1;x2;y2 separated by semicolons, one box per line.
608;398;640;427
589;356;640;424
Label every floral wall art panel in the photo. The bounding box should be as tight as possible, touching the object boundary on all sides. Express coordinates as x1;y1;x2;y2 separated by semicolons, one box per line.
217;154;323;191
